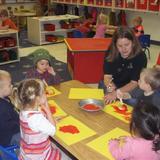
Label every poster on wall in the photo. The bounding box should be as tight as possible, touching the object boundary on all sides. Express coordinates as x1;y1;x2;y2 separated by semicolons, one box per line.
125;0;135;8
104;0;112;6
115;0;124;8
137;0;148;10
149;0;159;11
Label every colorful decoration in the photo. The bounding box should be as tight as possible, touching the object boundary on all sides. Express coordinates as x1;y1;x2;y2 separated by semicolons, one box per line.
87;127;130;160
103;101;133;123
45;86;61;97
59;125;80;134
56;116;96;145
48;100;67;117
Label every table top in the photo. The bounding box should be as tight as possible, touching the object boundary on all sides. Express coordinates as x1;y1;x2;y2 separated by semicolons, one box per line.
31;14;80;21
13;12;36;17
64;38;112;52
51;80;129;160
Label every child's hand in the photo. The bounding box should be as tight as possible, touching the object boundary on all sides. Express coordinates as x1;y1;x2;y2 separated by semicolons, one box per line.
47;66;56;75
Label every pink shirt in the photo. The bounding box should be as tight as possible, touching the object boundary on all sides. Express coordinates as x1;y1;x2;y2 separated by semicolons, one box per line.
109;136;160;160
94;24;107;38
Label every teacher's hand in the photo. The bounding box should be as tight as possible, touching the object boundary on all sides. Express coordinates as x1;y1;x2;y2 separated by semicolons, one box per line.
104;91;117;104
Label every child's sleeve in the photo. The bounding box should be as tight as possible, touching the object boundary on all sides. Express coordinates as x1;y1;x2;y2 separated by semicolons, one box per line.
108;137;133;160
49;73;61;85
28;113;56;136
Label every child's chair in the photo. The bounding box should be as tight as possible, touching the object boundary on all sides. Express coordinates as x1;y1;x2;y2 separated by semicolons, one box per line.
0;145;19;160
139;34;151;59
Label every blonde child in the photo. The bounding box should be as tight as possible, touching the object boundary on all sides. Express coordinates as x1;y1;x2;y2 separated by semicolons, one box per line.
0;70;20;147
0;9;18;30
26;48;61;85
13;79;61;160
109;102;160;160
94;13;117;38
133;16;144;37
117;67;160;107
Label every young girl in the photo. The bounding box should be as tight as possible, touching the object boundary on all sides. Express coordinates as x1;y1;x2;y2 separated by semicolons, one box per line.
109;102;160;160
26;48;61;85
117;67;160;107
94;13;117;38
0;9;18;30
133;16;144;37
13;79;61;160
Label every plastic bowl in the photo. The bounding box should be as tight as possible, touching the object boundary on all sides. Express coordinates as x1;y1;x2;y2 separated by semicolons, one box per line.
79;99;104;112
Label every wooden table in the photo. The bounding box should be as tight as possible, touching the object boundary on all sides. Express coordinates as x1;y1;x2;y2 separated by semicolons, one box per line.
65;38;112;83
51;80;129;160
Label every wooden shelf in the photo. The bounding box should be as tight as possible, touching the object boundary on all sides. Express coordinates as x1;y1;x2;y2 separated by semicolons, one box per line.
0;29;19;65
27;14;80;45
51;0;160;13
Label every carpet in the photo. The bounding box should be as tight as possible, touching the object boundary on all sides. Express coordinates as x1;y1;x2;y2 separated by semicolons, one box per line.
0;56;72;83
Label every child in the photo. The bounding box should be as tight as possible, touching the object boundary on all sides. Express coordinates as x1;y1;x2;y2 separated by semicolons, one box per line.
0;9;18;30
0;70;20;147
94;13;117;38
26;48;61;85
13;79;61;160
133;16;144;37
117;68;160;107
76;14;94;37
109;102;160;160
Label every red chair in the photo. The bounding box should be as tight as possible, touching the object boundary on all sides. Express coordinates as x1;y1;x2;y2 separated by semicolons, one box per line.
139;34;151;59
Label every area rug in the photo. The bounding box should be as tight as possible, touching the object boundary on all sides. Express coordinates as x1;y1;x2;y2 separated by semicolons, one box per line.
0;56;72;83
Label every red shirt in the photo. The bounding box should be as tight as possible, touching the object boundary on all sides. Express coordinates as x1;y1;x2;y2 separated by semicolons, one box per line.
2;18;18;30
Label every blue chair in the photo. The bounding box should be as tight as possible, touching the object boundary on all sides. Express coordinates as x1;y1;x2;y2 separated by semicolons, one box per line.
139;34;151;59
72;30;84;38
0;145;19;160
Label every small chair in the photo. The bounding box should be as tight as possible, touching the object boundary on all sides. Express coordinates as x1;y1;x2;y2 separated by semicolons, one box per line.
139;34;151;59
72;30;84;38
0;145;19;160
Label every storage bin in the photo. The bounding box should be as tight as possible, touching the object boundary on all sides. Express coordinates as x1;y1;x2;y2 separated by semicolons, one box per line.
5;37;16;47
45;35;57;42
0;38;6;49
44;24;55;31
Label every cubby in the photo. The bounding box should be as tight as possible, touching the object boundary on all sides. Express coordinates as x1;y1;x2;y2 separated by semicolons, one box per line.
27;14;80;45
0;29;19;65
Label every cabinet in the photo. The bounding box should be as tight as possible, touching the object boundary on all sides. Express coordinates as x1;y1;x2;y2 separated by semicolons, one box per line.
65;38;111;83
0;0;37;4
27;14;80;45
0;29;19;65
51;0;160;13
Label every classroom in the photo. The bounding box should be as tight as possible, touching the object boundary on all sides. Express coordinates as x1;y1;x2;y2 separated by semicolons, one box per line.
0;0;160;160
